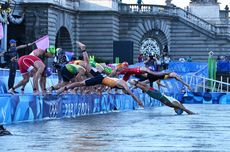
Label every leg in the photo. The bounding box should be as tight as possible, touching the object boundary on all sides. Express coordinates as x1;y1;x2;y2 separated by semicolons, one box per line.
77;41;89;67
57;71;63;83
144;88;195;114
33;62;45;92
9;73;30;94
40;76;46;93
79;44;97;74
77;41;86;51
21;82;27;95
82;51;92;72
8;63;16;89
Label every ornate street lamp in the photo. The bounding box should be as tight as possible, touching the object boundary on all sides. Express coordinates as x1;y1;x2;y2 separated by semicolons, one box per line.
0;0;24;51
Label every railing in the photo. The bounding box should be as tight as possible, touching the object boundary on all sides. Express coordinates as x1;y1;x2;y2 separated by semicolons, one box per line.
184;74;230;92
118;4;230;37
175;7;218;34
119;4;173;15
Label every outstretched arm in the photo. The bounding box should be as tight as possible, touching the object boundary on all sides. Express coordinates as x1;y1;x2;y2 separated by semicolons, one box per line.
49;81;69;92
169;72;192;91
162;95;195;115
57;81;86;95
16;42;34;50
121;81;144;107
140;67;170;77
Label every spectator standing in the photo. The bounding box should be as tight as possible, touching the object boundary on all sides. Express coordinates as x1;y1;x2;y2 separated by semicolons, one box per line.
138;53;143;63
162;52;171;70
4;39;33;90
53;48;68;83
137;0;143;11
186;56;192;62
144;54;155;68
155;54;162;71
163;45;168;53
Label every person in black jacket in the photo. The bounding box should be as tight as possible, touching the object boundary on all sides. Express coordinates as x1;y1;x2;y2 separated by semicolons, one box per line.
137;0;143;11
53;48;68;83
4;39;33;92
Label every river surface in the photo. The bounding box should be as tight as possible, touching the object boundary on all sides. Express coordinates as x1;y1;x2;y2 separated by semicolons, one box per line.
1;104;230;152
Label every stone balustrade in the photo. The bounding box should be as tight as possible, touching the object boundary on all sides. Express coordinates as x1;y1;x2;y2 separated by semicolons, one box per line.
10;1;229;38
118;4;230;37
15;0;80;10
118;4;172;15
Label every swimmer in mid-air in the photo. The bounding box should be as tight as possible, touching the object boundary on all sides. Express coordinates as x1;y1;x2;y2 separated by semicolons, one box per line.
130;80;195;115
57;41;144;107
114;65;192;91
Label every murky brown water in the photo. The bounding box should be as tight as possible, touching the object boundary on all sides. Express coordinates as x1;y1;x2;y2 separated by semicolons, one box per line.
1;104;230;152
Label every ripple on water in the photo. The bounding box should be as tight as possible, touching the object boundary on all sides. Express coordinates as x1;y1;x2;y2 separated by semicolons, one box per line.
1;105;230;152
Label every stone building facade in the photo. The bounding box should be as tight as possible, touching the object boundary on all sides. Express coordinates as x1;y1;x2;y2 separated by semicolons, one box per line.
2;0;230;62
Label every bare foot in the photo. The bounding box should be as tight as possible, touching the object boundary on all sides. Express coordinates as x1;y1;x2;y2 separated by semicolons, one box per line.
77;41;86;50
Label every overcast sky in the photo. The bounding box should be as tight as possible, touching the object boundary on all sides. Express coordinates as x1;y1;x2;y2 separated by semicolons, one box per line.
122;0;229;9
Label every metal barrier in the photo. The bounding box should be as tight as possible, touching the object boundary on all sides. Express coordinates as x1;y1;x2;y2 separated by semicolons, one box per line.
184;74;230;92
0;93;162;125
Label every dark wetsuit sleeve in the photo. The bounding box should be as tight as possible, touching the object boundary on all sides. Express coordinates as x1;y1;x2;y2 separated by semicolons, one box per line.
85;74;105;86
146;73;166;87
147;72;170;82
90;68;101;77
85;68;106;86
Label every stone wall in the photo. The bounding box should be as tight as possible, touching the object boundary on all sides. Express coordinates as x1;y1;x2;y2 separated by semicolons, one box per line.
22;3;77;52
119;14;171;62
11;2;230;62
170;19;230;61
47;6;77;51
78;11;119;61
23;4;49;43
